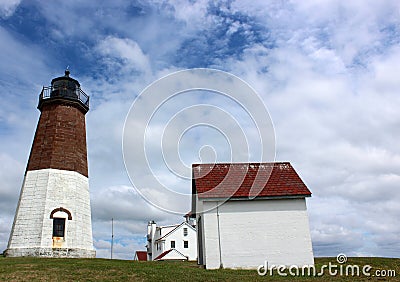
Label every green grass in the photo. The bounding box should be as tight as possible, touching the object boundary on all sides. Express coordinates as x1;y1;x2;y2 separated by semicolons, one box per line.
0;256;398;281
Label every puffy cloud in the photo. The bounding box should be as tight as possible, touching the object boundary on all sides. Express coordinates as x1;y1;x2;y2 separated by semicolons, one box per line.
91;185;169;223
96;36;151;76
0;0;21;18
0;0;399;259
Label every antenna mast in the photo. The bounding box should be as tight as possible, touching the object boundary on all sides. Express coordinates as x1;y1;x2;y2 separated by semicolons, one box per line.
111;218;114;259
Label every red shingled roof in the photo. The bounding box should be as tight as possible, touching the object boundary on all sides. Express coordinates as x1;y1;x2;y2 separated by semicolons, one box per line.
154;249;173;260
192;162;311;199
134;251;147;261
153;249;188;260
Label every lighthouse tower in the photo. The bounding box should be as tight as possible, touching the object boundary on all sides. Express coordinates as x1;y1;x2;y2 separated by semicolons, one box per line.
5;70;95;258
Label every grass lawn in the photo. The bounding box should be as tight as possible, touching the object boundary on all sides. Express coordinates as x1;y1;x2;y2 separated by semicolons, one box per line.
0;256;398;281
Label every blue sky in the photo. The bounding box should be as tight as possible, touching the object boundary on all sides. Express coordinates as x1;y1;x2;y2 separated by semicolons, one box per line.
1;0;400;259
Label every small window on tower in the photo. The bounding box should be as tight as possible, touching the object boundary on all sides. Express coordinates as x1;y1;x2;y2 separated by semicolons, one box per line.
184;240;188;248
183;227;188;236
171;241;175;248
53;218;66;237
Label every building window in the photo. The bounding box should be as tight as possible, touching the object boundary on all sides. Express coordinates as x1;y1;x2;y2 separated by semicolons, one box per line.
52;218;65;237
184;240;188;248
171;241;175;248
183;227;188;236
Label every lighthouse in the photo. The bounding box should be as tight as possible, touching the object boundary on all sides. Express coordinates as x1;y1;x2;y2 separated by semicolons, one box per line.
5;70;95;258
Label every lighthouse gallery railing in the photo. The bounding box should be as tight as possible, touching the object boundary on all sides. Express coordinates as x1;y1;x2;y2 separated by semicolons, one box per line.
39;86;90;108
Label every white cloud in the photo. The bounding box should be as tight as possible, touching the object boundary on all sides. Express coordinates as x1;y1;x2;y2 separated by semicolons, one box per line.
90;185;183;259
165;0;209;28
96;36;151;75
218;1;400;258
0;0;399;259
91;185;168;223
0;0;21;18
94;237;147;260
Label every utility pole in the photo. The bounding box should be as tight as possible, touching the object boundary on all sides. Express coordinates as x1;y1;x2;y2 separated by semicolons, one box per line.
111;218;114;259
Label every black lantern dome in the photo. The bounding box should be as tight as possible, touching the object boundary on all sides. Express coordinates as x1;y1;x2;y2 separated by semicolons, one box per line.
38;70;89;113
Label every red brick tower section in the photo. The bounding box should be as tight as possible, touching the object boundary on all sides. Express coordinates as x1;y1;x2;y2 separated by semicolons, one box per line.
26;70;89;177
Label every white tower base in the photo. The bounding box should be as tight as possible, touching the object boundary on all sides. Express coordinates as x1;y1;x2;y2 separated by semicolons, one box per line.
6;168;95;258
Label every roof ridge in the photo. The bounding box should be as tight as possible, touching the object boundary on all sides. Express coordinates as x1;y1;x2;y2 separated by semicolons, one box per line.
154;249;173;260
154;248;187;260
155;221;194;241
193;162;291;166
157;224;180;228
172;248;188;258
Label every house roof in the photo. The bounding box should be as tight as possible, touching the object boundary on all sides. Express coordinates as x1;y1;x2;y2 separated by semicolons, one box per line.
192;162;311;199
155;221;195;242
154;249;188;260
134;251;147;261
154;249;173;260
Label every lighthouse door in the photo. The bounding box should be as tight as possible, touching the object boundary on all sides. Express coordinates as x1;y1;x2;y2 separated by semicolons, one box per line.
53;218;66;237
52;218;66;248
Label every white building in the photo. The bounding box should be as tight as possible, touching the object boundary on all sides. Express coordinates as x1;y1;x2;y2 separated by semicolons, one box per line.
192;162;314;269
146;219;197;261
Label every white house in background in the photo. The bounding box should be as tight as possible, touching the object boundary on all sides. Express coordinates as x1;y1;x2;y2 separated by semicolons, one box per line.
192;162;314;270
146;219;197;261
